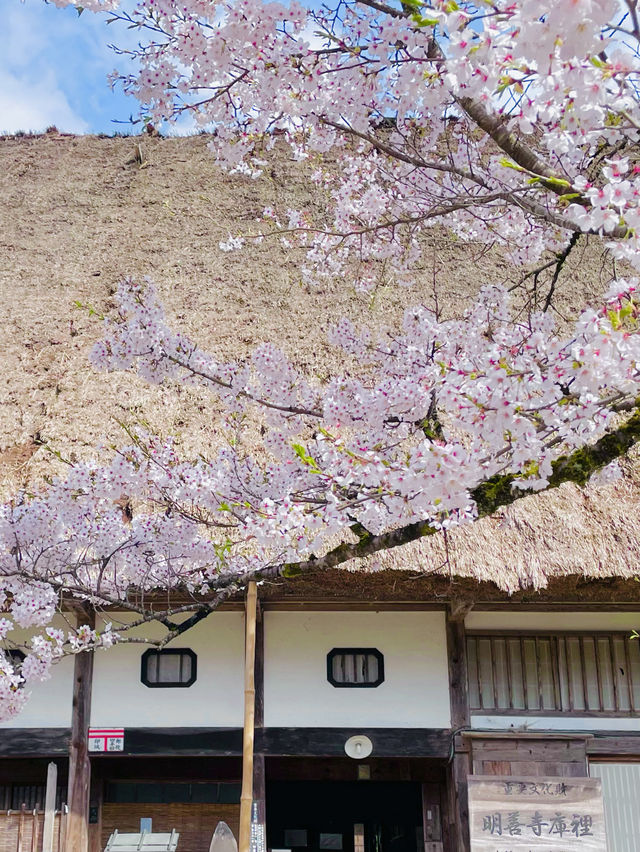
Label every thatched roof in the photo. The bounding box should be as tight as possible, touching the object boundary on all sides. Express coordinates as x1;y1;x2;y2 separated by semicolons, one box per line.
1;130;639;595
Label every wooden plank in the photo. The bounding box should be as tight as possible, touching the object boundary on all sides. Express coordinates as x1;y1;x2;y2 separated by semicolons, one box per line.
468;775;607;851
482;761;510;776
469;739;588;764
59;806;68;852
31;806;40;852
0;730;70;757
623;636;635;712
17;803;26;852
609;636;619;711
550;636;561;710
65;608;95;852
588;734;640;755
258;727;451;757
123;728;244;755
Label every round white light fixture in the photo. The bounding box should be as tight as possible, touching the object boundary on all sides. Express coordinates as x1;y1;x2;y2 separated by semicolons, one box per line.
344;734;373;760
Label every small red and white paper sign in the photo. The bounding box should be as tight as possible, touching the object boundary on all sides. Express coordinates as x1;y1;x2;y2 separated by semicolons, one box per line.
88;727;125;752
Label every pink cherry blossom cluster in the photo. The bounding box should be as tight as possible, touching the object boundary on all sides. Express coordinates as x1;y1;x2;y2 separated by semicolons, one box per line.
4;273;640;715
48;0;640;286
5;280;640;688
11;0;640;718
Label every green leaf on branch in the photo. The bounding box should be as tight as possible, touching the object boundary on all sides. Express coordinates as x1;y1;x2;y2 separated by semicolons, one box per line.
291;443;321;472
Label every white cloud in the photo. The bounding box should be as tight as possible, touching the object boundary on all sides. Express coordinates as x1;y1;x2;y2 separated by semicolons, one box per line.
0;69;89;134
0;0;141;134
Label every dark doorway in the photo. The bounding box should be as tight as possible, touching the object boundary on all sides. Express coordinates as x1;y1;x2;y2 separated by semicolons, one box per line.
267;781;423;852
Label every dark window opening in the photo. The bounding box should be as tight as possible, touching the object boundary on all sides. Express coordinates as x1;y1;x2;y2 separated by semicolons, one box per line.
141;649;197;688
327;648;384;688
105;781;240;804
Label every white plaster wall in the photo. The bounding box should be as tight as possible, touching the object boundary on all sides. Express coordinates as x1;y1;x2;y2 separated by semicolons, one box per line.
0;619;74;728
465;611;640;631
90;612;245;727
264;611;450;728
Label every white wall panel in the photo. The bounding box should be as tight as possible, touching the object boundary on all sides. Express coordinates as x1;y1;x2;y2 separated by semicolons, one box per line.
264;611;450;728
91;612;245;727
0;619;74;728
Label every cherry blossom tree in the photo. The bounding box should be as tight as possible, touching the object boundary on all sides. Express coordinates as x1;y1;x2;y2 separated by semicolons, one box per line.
3;0;640;716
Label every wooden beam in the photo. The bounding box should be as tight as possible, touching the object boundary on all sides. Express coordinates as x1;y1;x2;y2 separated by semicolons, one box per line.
240;581;258;852
257;728;451;758
446;609;471;852
0;729;69;755
65;607;95;852
588;734;640;756
0;725;452;757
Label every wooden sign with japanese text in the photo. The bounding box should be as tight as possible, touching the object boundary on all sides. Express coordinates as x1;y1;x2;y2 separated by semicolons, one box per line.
468;776;607;851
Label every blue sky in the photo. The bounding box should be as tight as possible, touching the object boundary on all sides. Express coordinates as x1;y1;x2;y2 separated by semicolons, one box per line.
2;1;142;134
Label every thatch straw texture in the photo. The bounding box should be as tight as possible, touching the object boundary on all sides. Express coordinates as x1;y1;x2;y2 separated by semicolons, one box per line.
1;131;637;591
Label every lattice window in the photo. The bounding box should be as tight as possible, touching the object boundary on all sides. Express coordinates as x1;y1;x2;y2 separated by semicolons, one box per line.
141;649;197;688
326;648;384;688
467;633;640;714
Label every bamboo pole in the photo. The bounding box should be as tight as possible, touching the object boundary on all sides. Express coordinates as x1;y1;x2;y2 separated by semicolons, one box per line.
239;581;258;852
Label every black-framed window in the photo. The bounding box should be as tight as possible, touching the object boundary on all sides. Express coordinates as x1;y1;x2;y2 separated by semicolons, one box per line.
141;648;197;688
327;648;384;688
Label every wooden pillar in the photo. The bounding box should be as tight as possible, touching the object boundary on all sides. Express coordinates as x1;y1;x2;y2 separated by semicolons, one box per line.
446;608;471;852
66;607;95;852
240;582;258;852
88;769;104;852
252;601;267;852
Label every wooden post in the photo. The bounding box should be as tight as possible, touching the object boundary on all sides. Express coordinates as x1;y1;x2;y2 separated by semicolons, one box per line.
88;770;104;852
42;762;57;852
252;601;266;852
240;582;258;852
17;803;26;852
66;607;95;852
31;805;40;852
446;608;471;852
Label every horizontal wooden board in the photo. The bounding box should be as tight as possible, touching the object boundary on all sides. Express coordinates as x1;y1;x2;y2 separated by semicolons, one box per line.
0;727;451;758
112;728;452;758
588;734;640;755
257;728;451;758
0;729;70;756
